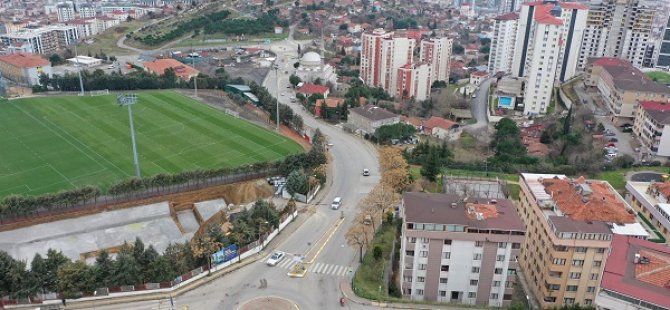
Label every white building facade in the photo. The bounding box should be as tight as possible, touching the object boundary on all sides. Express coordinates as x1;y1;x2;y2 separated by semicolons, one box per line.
488;12;518;74
511;1;588;115
56;3;75;22
419;37;452;84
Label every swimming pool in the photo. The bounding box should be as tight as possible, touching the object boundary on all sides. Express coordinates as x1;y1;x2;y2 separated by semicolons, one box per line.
498;96;513;108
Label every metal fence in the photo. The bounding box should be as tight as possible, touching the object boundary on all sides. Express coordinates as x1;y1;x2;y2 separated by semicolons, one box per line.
0;167;280;225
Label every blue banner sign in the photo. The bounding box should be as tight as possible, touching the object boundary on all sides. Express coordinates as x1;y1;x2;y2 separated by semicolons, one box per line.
212;244;238;264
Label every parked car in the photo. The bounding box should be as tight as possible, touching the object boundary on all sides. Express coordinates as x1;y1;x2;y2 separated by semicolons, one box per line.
266;251;285;266
362;168;370;176
605;131;616;137
609;138;618;142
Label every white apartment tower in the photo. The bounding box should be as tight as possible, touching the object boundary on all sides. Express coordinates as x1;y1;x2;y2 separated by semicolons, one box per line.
56;3;75;22
78;4;97;19
511;1;588;115
419;37;452;84
488;12;519;74
578;0;657;69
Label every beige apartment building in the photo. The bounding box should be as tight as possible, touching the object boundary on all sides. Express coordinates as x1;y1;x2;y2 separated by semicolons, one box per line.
626;180;670;243
586;57;670;123
399;192;525;307
517;173;650;308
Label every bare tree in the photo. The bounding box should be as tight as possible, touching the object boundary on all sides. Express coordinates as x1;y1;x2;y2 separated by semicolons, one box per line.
190;236;222;275
346;223;373;263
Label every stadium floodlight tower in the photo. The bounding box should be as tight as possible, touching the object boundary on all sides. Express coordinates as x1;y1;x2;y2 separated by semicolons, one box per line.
117;93;141;178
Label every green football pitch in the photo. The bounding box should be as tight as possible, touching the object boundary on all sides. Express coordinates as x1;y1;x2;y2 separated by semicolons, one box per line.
0;91;303;197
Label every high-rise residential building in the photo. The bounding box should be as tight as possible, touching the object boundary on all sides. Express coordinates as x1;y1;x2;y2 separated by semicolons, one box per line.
0;25;79;55
578;0;657;69
78;3;97;19
517;173;650;309
657;15;670;68
488;12;519;75
56;3;75;22
360;29;452;100
511;1;588;115
399;192;525;307
396;63;432;101
419;37;452;84
360;29;414;98
595;235;670;310
499;0;532;13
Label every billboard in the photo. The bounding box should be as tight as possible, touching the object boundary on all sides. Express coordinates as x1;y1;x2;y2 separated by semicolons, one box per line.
211;244;238;264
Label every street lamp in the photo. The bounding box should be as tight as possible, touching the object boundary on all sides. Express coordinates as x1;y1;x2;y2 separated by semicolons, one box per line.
117;94;141;178
92;290;97;310
72;41;85;96
274;64;280;132
258;220;269;250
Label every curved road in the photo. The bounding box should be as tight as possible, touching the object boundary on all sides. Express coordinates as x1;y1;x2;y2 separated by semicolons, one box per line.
100;34;380;310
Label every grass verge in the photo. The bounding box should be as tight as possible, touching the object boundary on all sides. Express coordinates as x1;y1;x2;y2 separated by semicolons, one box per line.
352;221;397;300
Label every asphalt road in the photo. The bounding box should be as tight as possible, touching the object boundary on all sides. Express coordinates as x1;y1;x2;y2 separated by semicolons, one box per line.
463;78;493;142
97;35;380;310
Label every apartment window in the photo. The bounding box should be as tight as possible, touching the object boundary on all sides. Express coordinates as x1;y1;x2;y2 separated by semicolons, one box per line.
597;248;606;253
443;252;451;259
420;238;429;243
498;242;507;248
439;290;447;297
475;241;484;247
495;268;503;274
441;265;449;272
440;278;448;284
417;289;424;296
587;286;596;293
564;298;575;305
405;250;415;256
512;242;521;249
569;272;581;279
508;269;517;275
444;239;452;245
497;254;505;262
419;264;427;270
491;293;499;300
552;258;566;265
420;251;428;258
575;247;587;253
493;281;501;287
584;299;593;305
417;276;425;283
468;292;477;298
590;273;599;280
593;260;602;267
504;294;513;300
572;260;584;267
470;279;479;286
409;237;416;243
474;253;482;260
566;285;578;291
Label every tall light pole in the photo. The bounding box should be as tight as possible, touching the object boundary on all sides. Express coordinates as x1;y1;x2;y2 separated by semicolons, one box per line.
72;41;85;96
274;64;279;131
258;220;269;249
117;94;141;178
191;44;198;97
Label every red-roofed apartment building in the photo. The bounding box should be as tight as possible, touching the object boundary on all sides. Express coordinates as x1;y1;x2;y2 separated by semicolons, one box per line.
508;2;588;115
518;173;650;308
596;235;670;310
399;193;525;306
143;59;199;81
0;53;51;86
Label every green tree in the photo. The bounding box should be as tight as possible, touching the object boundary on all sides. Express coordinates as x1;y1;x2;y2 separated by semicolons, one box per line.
28;254;47;295
94;250;113;287
0;251;28;298
57;261;94;298
452;44;464;54
285;170;309;196
373;245;383;260
147;255;175;283
44;249;70;292
49;54;63;66
111;243;142;285
420;146;442;182
289;74;301;86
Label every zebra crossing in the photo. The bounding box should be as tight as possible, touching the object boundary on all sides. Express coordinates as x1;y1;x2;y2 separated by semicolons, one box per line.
274;258;351;276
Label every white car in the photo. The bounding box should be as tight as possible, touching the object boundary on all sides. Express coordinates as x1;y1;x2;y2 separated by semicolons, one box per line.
266;251;285;266
362;168;370;176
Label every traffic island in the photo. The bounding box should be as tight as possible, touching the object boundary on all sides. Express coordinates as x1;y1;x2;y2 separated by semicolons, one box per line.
287;262;307;278
238;296;299;310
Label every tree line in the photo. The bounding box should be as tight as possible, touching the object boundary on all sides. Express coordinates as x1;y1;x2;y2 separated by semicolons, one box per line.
0;200;283;299
136;10;231;46
283;129;327;196
248;81;304;133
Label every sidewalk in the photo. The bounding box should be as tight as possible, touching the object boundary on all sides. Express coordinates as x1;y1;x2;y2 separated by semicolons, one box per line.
339;280;485;310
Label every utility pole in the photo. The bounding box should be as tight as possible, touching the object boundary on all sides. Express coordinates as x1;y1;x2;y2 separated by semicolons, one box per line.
117;94;141;178
73;42;85;96
191;44;198;97
274;64;280;131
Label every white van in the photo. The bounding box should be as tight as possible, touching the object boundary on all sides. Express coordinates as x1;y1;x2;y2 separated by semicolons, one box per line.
331;197;342;210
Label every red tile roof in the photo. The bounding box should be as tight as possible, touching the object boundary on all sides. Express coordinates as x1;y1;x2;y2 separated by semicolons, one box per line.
602;235;670;309
592;57;631;67
652;182;670;200
143;58;199;80
471;70;489;77
298;83;329;95
640;101;670;112
423;116;456;131
534;4;562;26
560;2;589;10
0;53;49;68
315;97;343;108
401;115;423;127
541;178;635;223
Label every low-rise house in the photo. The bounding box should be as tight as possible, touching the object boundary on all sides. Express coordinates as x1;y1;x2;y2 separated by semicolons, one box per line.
143;58;199;80
469;71;489;86
422;116;457;139
586;57;670;123
314;97;344;117
633;101;670;156
298;83;330;98
0;52;51;86
347;105;399;135
596;235;670;310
